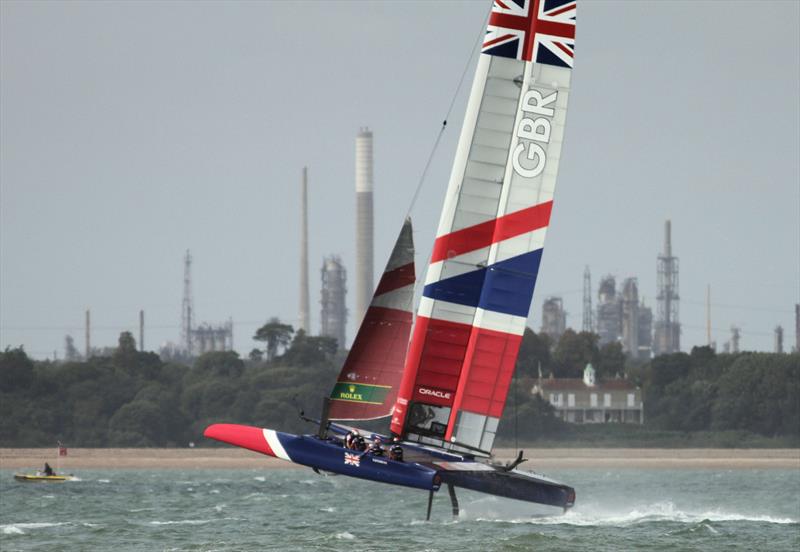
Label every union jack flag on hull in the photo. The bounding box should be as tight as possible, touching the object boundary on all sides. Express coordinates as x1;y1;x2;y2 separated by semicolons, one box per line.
483;0;576;67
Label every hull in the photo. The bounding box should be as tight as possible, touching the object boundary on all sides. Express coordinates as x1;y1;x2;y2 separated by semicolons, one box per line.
205;423;574;510
204;424;440;492
14;474;72;482
435;464;574;510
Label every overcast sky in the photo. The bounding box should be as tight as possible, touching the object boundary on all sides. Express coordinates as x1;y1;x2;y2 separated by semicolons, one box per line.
2;0;798;359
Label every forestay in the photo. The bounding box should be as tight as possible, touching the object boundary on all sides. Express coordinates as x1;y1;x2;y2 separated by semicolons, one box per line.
391;0;576;454
328;219;416;420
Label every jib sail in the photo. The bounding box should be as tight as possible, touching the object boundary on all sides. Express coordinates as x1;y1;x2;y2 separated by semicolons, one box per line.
390;0;576;454
328;218;416;420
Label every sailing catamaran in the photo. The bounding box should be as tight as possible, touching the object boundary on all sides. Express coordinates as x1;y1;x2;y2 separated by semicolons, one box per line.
206;0;577;517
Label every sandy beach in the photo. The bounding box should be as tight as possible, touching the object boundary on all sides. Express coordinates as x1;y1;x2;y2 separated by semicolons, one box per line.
1;447;798;470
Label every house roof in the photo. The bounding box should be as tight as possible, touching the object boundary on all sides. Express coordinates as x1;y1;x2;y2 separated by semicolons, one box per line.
540;378;638;391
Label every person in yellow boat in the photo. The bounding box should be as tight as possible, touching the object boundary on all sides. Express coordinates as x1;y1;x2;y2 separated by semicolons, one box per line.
42;462;55;476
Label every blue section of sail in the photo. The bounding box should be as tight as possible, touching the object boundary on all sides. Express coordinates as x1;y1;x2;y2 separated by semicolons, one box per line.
479;248;543;317
422;249;543;318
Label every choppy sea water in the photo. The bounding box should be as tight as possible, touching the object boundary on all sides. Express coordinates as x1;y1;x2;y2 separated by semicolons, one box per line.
1;466;798;551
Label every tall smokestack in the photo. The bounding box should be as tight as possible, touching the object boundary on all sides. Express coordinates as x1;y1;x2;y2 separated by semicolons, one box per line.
664;219;672;257
139;309;145;351
355;128;374;327
299;167;310;333
85;309;91;358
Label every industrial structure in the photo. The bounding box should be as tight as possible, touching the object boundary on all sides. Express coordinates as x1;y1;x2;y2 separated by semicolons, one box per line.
85;309;91;358
355;128;374;327
795;304;799;352
593;275;652;360
596;275;621;345
621;278;639;358
654;220;680;354
299;167;311;333
541;296;566;342
320;255;348;350
139;310;144;352
179;250;233;357
192;320;234;354
774;326;784;354
582;266;593;332
637;302;653;359
729;326;741;353
181;250;194;355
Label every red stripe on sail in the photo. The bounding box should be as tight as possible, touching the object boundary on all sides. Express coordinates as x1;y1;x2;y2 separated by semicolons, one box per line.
430;201;552;263
373;262;415;296
444;327;522;441
390;315;474;435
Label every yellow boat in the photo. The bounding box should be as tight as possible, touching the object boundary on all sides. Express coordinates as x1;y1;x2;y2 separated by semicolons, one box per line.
13;473;73;482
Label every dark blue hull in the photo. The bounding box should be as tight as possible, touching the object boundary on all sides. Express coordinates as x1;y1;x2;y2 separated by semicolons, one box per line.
281;434;441;491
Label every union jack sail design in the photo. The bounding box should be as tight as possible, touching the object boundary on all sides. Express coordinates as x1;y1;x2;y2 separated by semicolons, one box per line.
328;218;415;420
390;0;576;453
483;0;575;68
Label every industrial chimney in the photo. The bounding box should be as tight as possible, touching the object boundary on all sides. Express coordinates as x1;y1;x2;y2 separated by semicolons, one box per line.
299;167;310;333
355;128;374;328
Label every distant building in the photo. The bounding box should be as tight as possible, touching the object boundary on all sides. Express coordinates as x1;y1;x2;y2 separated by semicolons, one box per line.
541;296;566;342
533;364;644;424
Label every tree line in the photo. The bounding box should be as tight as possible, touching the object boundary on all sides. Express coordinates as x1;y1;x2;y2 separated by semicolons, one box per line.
0;325;797;447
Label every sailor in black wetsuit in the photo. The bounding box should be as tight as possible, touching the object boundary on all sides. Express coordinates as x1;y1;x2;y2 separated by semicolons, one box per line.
366;438;385;457
353;435;367;452
43;462;54;476
389;444;404;462
344;430;360;450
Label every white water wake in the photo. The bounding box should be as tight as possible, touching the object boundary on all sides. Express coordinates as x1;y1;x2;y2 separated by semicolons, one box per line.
464;500;797;526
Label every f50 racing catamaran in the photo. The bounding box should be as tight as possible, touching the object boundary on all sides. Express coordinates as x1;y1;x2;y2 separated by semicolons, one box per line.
206;0;577;518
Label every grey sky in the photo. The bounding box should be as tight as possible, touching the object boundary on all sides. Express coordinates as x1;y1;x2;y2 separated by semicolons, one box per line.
1;0;798;359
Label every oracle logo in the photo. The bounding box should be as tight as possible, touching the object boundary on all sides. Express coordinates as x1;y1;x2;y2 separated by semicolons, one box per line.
418;387;451;400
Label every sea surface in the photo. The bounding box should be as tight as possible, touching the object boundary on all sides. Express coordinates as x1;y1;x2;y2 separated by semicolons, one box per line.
1;466;798;551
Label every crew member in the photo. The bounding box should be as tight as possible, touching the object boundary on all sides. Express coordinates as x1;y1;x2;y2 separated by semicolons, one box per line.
367;438;385;457
353;434;367;452
344;430;360;450
42;462;54;476
389;443;404;462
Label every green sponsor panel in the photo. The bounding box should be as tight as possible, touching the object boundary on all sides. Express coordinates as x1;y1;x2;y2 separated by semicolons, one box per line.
330;382;390;405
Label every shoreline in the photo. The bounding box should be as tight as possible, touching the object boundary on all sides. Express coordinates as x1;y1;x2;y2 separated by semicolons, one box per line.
1;448;798;470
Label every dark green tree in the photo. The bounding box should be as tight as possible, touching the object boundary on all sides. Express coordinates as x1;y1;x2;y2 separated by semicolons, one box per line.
598;341;625;379
253;318;294;361
0;347;34;392
515;328;552;378
553;330;599;378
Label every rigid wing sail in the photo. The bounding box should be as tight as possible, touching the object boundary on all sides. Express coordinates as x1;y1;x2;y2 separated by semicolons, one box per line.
327;218;415;421
206;0;577;517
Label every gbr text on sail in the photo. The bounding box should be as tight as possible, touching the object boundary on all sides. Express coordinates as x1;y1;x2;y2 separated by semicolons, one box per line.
512;88;558;178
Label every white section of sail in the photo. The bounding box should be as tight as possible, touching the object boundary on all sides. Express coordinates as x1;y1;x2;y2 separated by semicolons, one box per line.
448;62;574;453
